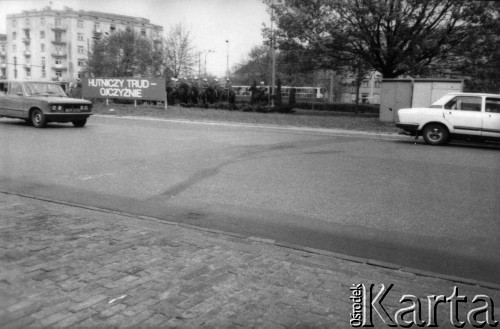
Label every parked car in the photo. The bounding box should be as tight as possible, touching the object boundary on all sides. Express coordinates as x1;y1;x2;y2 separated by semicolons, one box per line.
396;92;500;145
0;80;93;128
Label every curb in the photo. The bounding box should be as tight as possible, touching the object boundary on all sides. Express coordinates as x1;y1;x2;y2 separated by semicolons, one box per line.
2;189;499;292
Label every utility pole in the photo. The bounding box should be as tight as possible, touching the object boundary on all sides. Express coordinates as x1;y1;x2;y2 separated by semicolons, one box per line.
204;50;214;77
226;40;229;79
270;3;277;107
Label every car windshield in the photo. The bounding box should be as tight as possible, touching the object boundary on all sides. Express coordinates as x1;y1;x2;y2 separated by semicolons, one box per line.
24;82;67;97
428;94;457;108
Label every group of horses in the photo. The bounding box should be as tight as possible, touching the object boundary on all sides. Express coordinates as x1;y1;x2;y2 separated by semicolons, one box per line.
165;81;270;107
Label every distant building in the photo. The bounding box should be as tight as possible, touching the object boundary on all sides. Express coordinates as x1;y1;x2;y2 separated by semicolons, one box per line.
4;6;163;82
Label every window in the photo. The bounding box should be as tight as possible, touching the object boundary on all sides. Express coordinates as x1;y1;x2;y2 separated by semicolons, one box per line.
42;69;46;78
485;98;500;113
13;32;17;40
55;59;62;66
40;31;45;39
25;68;31;78
12;44;17;52
8;82;22;95
78;60;84;67
12;19;17;28
77;20;83;28
41;57;45;67
55;31;62;43
444;96;482;112
78;46;84;55
55;18;62;27
40;44;45;52
25;18;30;27
40;17;45;26
77;33;84;41
94;22;100;31
55;71;62;79
141;29;146;37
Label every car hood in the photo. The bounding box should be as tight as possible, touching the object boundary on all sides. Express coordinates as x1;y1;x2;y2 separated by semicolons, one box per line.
28;96;92;104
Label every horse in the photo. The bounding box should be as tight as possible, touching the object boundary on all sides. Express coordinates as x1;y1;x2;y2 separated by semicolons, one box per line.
219;89;236;104
188;85;200;104
248;84;269;105
200;86;217;104
177;82;191;104
166;86;179;105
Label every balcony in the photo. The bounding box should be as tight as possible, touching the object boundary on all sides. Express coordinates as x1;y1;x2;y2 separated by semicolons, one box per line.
51;24;68;31
23;38;31;44
24;51;31;57
52;39;67;45
52;64;67;71
51;52;67;58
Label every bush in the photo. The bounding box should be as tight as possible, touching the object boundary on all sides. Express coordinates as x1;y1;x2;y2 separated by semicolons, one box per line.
293;102;379;113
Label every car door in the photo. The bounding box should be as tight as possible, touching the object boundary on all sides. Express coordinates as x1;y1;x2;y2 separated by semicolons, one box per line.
442;95;483;136
4;82;25;118
483;97;500;139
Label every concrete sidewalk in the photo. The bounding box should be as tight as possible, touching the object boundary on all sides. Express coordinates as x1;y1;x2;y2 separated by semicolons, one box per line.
0;192;498;328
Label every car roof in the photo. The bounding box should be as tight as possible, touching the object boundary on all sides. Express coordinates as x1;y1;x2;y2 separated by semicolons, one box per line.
446;92;500;98
0;80;64;84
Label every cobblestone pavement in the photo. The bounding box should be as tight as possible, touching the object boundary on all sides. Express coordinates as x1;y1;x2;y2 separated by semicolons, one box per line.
0;192;498;328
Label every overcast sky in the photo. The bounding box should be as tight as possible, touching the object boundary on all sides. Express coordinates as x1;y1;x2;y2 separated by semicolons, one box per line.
0;0;271;77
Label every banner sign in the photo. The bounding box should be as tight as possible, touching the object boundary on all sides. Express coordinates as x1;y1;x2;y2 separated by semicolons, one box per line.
82;77;166;101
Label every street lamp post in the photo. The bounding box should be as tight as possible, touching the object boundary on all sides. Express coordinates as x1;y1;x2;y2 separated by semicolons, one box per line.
204;50;214;77
226;40;229;79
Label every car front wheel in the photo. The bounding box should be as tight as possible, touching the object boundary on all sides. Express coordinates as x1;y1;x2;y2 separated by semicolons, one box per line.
31;109;47;128
422;124;449;145
72;119;87;127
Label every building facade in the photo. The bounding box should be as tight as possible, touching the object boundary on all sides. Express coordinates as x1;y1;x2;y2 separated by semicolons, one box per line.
0;34;6;79
4;6;163;82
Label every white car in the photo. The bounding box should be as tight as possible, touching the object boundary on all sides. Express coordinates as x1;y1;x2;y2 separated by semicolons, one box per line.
396;92;500;145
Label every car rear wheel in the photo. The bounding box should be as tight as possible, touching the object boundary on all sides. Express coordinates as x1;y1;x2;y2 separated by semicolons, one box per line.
31;109;47;128
72;119;87;127
422;124;449;145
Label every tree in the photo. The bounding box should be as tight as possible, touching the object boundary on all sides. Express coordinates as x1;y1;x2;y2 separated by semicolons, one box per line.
163;22;197;78
87;30;162;77
267;0;499;78
233;45;271;84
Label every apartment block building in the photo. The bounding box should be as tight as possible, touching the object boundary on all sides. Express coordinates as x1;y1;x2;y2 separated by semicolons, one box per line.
0;34;6;79
4;6;163;82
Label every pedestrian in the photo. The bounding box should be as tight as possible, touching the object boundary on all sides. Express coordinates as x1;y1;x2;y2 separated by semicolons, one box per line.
69;80;82;99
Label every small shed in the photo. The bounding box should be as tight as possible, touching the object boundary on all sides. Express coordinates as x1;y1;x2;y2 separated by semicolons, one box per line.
379;78;463;122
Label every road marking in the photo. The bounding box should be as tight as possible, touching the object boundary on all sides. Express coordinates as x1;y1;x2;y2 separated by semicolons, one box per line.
93;114;404;141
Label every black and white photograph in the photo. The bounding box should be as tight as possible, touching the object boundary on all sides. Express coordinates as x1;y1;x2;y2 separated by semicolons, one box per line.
0;0;499;327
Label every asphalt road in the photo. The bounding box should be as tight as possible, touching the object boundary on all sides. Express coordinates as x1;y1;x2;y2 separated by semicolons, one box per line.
1;115;499;284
